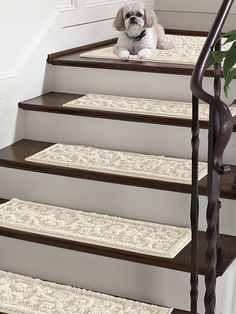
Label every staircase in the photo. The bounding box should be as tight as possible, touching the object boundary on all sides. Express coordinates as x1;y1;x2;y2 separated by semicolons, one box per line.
0;2;236;313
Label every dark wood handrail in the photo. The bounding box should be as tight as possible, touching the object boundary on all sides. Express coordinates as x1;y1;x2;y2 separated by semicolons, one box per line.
190;0;235;313
191;0;234;168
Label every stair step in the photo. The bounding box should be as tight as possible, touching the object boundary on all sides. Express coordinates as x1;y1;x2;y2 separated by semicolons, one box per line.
25;143;208;185
0;198;236;276
79;34;206;65
0;199;191;259
19;92;236;131
47;29;216;77
0;270;187;314
0;139;236;199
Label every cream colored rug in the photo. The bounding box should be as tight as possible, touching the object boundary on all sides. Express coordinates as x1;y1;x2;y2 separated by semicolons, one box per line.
63;94;236;120
0;270;173;313
80;35;208;65
0;199;191;259
26;144;208;185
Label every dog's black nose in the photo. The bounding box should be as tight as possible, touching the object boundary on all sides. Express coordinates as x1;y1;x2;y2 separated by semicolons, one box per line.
130;16;137;23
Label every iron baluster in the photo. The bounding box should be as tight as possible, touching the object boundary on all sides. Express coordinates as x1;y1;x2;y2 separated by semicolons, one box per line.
190;94;200;313
190;1;234;312
213;40;222;258
204;40;222;313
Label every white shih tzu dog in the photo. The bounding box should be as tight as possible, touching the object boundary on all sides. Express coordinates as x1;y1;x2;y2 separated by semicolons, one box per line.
113;1;175;60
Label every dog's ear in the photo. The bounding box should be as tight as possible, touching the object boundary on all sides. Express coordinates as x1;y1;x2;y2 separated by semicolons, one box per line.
144;6;157;28
113;8;125;31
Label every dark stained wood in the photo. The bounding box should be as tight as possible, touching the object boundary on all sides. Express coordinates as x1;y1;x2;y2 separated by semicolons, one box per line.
166;29;209;37
0;217;235;276
1;140;236;200
47;29;208;61
47;29;219;77
48;55;217;77
18;92;236;132
172;310;191;314
48;38;117;60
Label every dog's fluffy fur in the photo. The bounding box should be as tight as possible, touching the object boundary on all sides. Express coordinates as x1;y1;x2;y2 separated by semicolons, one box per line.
113;1;175;60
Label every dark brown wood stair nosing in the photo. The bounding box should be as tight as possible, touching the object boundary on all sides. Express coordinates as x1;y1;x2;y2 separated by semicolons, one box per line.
48;58;216;77
0;198;235;277
47;29;209;61
18;92;236;132
172;310;191;314
46;29;223;77
0;139;236;200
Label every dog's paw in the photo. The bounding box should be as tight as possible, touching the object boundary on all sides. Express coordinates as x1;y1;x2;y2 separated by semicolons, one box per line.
119;51;130;61
138;48;154;59
138;51;145;59
158;40;175;50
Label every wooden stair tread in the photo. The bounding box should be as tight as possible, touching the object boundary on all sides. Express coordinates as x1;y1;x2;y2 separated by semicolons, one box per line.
0;270;186;314
25;144;208;185
19;92;236;131
47;29;218;77
0;199;191;259
0;139;236;200
0;198;235;276
172;311;190;314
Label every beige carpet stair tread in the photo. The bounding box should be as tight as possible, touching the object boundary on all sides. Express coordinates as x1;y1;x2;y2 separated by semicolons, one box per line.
63;94;236;120
26;144;207;185
80;35;205;65
0;270;173;314
0;199;191;259
80;34;231;65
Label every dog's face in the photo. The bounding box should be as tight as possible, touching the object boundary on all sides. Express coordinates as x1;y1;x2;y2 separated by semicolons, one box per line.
113;1;157;35
123;2;145;33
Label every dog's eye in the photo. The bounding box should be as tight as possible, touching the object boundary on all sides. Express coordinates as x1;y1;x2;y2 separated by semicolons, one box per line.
125;13;131;18
136;12;142;17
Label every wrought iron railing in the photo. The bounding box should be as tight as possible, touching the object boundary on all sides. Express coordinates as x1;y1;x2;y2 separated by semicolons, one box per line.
190;0;235;313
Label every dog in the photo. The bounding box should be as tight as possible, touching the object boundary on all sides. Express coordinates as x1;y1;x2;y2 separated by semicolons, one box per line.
113;1;175;60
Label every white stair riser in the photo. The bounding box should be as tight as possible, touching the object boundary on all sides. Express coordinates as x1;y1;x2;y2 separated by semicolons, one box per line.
23;111;236;165
24;111;236;164
0;236;235;314
52;66;236;104
0;167;236;236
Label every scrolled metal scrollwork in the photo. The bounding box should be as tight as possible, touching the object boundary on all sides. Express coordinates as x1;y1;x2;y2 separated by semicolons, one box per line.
190;0;235;313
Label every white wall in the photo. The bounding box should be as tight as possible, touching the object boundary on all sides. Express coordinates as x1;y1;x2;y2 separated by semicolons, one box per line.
0;0;153;149
155;0;236;31
0;0;69;148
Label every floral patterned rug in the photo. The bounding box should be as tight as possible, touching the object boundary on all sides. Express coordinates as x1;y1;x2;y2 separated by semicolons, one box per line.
0;270;173;313
80;35;209;65
62;94;236;120
26;144;208;185
0;199;191;259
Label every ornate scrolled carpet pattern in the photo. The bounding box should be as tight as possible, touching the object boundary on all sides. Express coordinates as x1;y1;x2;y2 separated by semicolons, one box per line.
26;144;208;185
0;270;173;313
0;199;191;258
80;35;206;65
62;94;236;120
